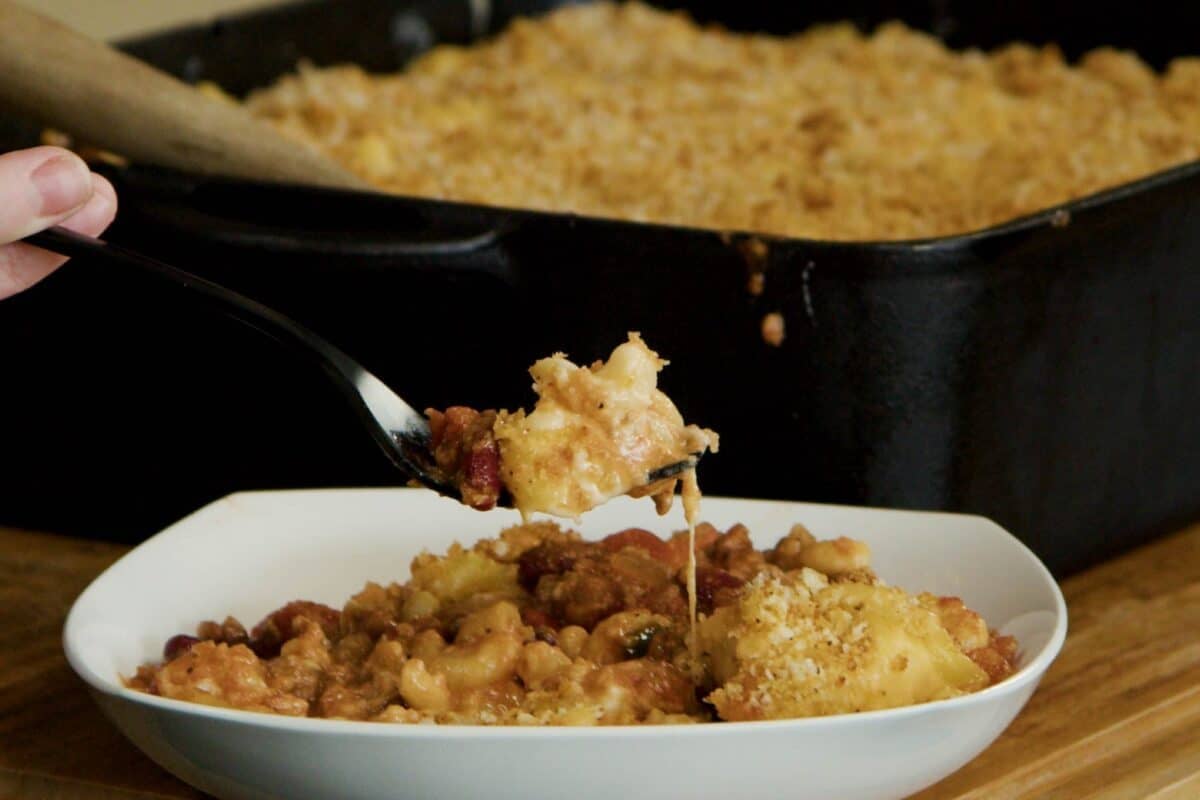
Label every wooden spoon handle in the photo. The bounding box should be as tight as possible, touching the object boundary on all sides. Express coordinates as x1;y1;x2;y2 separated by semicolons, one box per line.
0;0;369;190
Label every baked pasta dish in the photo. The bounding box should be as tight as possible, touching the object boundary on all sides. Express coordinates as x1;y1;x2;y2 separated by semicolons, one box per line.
424;333;718;517
236;2;1200;240
127;520;1017;724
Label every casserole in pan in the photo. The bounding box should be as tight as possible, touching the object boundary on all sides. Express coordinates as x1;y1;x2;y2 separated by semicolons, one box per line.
1;0;1197;576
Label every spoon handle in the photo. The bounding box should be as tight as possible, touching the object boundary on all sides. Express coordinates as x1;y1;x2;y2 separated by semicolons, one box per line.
28;225;336;362
0;0;368;190
28;224;433;463
26;226;393;407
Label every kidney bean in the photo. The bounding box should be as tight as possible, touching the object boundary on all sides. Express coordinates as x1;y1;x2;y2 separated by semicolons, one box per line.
163;634;200;661
462;438;502;510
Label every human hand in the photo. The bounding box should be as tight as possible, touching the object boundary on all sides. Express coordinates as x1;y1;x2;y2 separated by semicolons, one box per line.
0;146;117;300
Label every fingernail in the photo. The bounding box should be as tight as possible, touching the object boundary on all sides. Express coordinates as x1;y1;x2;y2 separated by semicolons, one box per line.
31;154;92;216
90;173;116;211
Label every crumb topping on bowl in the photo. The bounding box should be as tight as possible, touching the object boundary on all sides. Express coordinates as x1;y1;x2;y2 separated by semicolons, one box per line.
700;572;993;719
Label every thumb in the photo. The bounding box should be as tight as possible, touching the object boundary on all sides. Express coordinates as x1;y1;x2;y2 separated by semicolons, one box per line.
0;146;95;244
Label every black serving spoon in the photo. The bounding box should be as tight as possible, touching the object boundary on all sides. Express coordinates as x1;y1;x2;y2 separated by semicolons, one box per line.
25;226;698;505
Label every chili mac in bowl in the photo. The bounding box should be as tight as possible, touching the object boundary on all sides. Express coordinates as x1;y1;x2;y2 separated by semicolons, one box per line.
65;489;1066;800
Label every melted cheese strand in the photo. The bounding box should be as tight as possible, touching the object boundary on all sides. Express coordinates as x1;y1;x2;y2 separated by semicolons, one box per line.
681;469;702;669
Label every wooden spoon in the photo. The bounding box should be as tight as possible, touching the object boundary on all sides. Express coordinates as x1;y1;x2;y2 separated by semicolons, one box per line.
0;0;369;190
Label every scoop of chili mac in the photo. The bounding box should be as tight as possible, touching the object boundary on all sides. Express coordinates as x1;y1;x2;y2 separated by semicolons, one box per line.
425;333;718;517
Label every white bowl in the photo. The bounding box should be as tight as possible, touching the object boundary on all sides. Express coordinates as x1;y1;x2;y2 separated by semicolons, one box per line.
65;489;1066;800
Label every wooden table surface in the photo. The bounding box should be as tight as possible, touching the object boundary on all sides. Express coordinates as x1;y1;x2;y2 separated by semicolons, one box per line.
2;523;1198;800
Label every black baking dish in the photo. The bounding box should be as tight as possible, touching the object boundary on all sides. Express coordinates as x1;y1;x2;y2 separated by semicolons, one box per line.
1;0;1198;576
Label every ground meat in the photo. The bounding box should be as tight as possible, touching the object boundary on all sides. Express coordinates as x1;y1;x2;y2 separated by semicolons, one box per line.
704;524;769;579
517;540;590;592
520;538;688;630
426;406;503;510
515;524;763;628
694;567;745;615
249;600;342;658
196;616;250;647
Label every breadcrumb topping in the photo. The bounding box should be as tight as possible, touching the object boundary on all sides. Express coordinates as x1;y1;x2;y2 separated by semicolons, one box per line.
244;2;1200;240
699;571;990;719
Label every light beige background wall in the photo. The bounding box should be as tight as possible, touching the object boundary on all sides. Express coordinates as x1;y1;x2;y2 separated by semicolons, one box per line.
32;0;289;40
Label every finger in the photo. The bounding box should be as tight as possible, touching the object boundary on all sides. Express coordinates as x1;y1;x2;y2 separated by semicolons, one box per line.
62;172;118;235
0;172;117;299
0;146;95;243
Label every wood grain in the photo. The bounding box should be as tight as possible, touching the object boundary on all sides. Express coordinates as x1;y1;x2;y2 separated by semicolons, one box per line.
0;528;203;799
0;0;368;190
1;522;1198;799
914;524;1200;800
35;0;284;42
